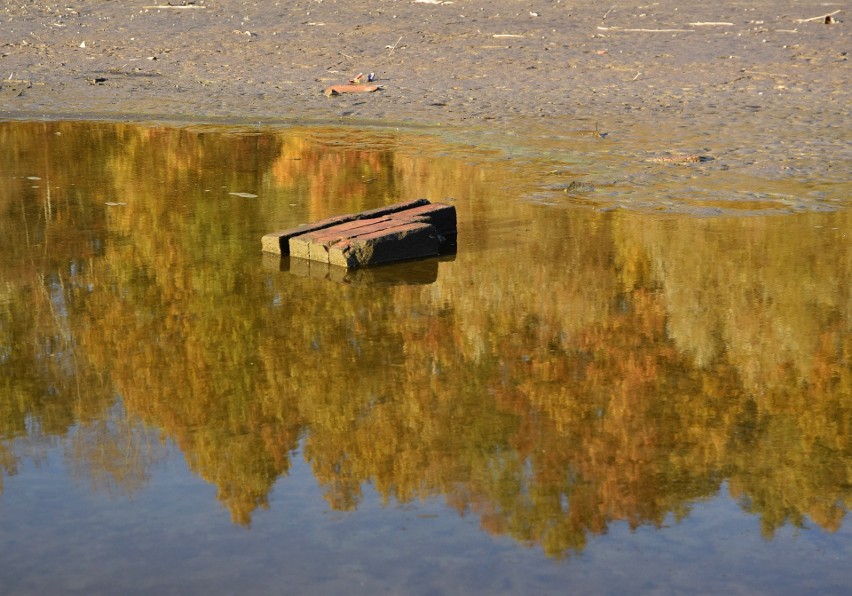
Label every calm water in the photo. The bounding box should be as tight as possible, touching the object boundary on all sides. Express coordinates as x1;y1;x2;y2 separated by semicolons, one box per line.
0;120;850;594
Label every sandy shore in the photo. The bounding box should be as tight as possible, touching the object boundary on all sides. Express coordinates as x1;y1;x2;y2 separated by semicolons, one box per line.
1;0;849;181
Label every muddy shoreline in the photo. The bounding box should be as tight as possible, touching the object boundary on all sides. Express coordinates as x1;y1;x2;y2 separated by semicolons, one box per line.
1;1;849;186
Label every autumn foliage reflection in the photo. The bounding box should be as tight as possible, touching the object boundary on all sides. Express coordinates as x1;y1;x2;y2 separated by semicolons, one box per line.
0;121;849;555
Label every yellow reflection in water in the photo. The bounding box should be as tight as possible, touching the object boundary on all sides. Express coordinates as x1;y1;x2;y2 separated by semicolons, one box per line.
0;121;849;555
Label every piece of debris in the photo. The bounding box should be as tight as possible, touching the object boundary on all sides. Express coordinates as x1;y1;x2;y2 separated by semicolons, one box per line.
262;199;457;269
564;181;596;193
386;36;404;54
143;3;206;8
0;79;31;97
323;84;382;96
348;72;377;84
794;10;841;23
647;154;712;164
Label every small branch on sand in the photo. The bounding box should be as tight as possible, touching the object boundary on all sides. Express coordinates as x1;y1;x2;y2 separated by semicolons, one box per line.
745;70;790;78
143;4;206;8
387;36;403;55
795;10;840;23
597;27;695;32
324;84;382;96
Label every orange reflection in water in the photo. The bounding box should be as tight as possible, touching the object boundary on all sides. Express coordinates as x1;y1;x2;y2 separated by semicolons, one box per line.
0;121;849;556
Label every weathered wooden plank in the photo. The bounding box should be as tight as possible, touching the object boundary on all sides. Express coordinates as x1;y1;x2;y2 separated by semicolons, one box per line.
327;222;440;268
394;202;457;233
262;222;342;255
261;198;430;255
393;202;458;247
263;198;456;269
356;198;430;220
289;216;403;263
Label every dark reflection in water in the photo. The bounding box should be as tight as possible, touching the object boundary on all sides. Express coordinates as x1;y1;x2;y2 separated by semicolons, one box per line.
0;120;850;593
277;254;449;286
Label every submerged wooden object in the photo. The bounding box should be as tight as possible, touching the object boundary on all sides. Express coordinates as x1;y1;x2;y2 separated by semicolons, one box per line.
262;199;457;269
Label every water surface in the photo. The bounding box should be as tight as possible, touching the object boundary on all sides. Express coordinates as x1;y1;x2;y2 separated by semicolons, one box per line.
0;120;850;594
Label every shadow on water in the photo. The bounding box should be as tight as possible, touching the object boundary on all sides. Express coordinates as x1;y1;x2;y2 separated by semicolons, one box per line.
269;255;453;287
0;120;850;593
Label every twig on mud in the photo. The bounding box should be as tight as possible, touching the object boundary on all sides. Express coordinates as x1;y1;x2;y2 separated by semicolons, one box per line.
324;84;382;96
745;70;791;78
143;4;206;8
338;52;355;61
597;27;695;32
602;8;614;20
688;22;734;26
387;36;403;55
710;75;749;88
795;10;840;23
631;72;642;81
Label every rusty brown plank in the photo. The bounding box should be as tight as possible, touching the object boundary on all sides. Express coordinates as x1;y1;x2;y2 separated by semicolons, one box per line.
391;202;457;248
261;198;430;255
327;221;440;269
290;217;405;263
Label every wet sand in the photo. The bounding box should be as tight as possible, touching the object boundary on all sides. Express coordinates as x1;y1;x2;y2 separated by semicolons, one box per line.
1;0;849;184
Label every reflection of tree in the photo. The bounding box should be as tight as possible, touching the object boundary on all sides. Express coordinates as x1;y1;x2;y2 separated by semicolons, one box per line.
615;212;852;537
0;121;849;554
67;405;166;497
267;131;398;222
726;353;852;537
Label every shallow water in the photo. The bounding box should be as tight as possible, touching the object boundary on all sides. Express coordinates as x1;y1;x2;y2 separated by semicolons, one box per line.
0;120;850;594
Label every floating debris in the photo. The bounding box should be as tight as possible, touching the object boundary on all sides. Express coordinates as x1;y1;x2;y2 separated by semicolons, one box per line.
647;154;712;164
563;180;596;193
262;199;457;269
